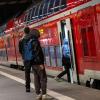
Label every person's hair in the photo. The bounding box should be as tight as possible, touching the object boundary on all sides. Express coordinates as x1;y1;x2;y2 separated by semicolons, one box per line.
30;29;40;38
24;27;30;34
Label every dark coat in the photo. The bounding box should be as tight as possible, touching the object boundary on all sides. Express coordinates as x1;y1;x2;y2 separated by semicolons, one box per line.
19;34;44;65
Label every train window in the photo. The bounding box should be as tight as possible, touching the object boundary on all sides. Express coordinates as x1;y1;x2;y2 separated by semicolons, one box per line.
0;51;1;56
48;0;55;15
30;7;35;21
32;7;37;20
49;46;56;66
4;51;7;60
44;47;51;66
81;28;89;56
42;2;49;16
0;51;2;56
34;5;40;19
54;0;60;12
29;8;33;21
2;51;6;57
42;47;46;64
87;26;96;56
55;46;62;66
38;2;44;19
60;0;66;9
7;37;10;48
27;9;32;22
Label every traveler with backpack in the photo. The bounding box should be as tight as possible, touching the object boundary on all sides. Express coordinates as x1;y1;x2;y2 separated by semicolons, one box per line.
55;38;71;82
19;27;47;100
19;27;34;92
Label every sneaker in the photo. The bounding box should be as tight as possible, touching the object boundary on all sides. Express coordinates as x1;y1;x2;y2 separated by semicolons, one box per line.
36;94;42;100
54;77;62;82
25;85;30;92
26;88;30;92
42;94;47;100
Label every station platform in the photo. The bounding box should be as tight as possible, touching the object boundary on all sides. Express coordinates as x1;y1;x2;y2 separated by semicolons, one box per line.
0;65;100;100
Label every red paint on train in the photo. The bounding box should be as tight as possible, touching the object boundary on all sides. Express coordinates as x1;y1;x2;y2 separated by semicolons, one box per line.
0;0;100;83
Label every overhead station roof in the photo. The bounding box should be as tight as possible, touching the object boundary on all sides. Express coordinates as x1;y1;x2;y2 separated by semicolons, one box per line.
0;0;42;25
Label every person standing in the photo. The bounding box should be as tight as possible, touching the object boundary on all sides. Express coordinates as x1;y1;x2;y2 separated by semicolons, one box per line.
19;27;32;92
19;27;47;100
30;29;47;100
55;38;71;82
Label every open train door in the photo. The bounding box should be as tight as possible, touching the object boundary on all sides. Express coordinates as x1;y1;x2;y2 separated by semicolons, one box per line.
57;18;79;84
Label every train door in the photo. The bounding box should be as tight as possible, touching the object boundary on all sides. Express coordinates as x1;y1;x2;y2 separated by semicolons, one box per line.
57;19;78;83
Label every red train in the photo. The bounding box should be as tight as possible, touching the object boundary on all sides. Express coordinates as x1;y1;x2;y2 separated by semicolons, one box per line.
0;0;100;84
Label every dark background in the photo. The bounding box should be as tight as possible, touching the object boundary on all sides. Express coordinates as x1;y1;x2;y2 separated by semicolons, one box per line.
0;0;42;25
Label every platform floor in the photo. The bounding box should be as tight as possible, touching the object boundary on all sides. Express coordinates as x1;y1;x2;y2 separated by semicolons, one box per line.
0;65;100;100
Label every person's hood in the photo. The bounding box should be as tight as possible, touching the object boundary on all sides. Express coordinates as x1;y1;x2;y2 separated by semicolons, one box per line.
63;38;68;45
30;29;40;39
23;28;40;40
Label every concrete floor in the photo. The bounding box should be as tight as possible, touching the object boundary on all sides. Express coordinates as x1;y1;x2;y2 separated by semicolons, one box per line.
0;65;100;100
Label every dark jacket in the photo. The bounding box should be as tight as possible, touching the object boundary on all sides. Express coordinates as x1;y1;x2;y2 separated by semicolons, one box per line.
19;34;44;65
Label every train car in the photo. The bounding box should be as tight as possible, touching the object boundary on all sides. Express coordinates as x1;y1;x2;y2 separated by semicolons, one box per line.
4;17;25;68
0;0;100;85
0;24;8;66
